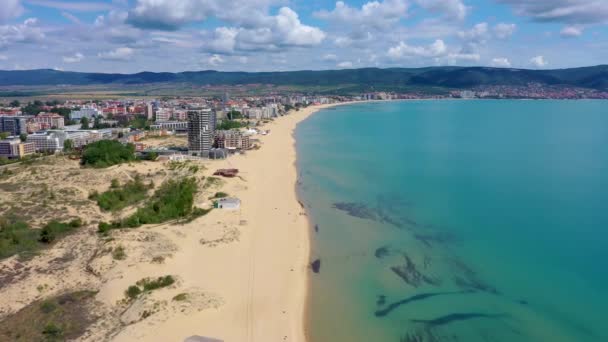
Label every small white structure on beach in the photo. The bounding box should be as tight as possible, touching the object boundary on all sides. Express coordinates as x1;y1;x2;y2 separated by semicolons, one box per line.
214;198;241;210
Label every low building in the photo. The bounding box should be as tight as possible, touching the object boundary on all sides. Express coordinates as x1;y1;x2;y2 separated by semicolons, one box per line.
27;132;65;153
214;198;241;210
0;139;36;159
214;130;251;150
70;106;102;120
33;113;65;129
151;121;188;132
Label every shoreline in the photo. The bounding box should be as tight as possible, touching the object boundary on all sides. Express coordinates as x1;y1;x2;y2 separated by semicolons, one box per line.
105;102;345;342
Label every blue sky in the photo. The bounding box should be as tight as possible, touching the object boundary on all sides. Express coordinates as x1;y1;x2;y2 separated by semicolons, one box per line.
0;0;607;73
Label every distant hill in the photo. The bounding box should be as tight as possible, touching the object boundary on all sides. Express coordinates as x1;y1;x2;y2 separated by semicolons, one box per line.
1;66;607;91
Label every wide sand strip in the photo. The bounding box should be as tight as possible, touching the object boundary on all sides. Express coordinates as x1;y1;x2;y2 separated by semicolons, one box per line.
103;104;335;342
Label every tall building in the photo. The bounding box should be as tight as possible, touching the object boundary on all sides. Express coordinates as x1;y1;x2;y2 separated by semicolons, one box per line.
145;102;154;120
188;109;215;157
0;116;28;135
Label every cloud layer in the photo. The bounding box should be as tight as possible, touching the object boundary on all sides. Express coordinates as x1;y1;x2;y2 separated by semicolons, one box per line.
0;0;605;72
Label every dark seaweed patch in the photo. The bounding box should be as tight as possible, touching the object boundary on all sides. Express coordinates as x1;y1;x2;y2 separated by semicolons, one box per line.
374;246;390;258
333;202;378;221
414;232;456;248
311;259;321;273
411;312;506;327
375;291;473;317
449;258;499;295
376;295;386;306
391;254;441;287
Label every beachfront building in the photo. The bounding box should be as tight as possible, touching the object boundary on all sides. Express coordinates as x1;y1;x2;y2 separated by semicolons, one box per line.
0;139;36;159
214;197;241;210
70;106;102;120
0;116;28;136
214;130;251;150
188;108;215;157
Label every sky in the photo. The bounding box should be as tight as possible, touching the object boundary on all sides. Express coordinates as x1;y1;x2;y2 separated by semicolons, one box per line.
0;0;607;73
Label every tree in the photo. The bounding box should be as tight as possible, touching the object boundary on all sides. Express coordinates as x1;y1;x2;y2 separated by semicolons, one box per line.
19;133;27;142
0;132;9;140
9;100;20;107
81;117;90;129
63;139;74;152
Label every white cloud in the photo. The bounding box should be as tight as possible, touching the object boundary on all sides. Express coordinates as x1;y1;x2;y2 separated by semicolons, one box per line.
208;54;224;66
498;0;608;25
530;55;548;68
415;0;468;20
0;0;24;23
560;25;583;38
274;7;325;46
27;0;113;12
0;18;45;48
204;27;238;54
337;61;353;68
98;47;135;61
322;54;338;62
491;57;511;67
0;54;8;61
458;22;489;42
494;23;516;39
447;52;480;62
63;52;84;63
126;0;280;30
388;39;448;59
315;0;408;30
203;8;325;54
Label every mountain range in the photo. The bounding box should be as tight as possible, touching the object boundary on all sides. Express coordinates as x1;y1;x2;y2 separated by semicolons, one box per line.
1;66;607;91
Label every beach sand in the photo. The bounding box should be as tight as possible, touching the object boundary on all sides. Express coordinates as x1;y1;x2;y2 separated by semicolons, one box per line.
0;104;337;342
101;104;337;342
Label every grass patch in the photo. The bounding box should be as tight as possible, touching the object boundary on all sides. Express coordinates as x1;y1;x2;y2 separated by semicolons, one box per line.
209;192;229;199
98;177;210;232
125;275;175;300
89;175;150;211
0;291;97;342
172;293;188;301
203;177;222;189
112;245;126;260
1;216;83;260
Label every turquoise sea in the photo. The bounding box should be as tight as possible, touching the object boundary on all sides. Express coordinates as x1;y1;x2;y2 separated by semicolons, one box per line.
296;100;608;342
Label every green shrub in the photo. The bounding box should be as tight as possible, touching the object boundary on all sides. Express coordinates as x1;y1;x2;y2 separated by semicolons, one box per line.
81;140;136;168
211;192;229;199
42;323;62;337
172;293;188;301
38;220;81;244
112;245;126;260
91;175;149;212
125;275;175;300
138;275;175;291
125;285;141;300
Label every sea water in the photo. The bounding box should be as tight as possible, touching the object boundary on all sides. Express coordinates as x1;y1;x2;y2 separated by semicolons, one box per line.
296;100;608;342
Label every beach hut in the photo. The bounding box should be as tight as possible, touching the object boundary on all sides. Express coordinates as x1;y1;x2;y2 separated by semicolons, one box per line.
214;197;241;210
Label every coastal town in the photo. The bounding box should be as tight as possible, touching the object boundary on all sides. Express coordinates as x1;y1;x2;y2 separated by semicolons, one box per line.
0;88;340;342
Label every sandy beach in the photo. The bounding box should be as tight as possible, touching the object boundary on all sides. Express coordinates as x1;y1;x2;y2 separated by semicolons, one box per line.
104;104;335;341
0;103;338;341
